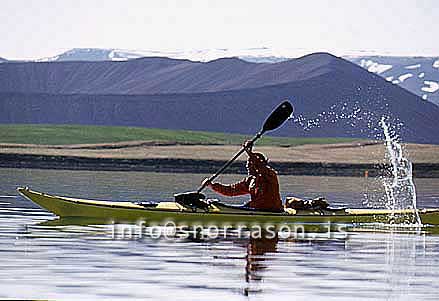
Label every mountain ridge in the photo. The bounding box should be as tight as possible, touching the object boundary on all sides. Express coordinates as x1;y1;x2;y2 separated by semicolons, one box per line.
2;48;436;104
0;52;349;95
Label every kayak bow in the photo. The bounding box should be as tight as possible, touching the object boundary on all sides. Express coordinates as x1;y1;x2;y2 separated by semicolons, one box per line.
17;187;439;226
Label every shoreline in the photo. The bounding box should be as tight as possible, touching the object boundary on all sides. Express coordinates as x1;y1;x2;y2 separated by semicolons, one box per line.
1;153;439;177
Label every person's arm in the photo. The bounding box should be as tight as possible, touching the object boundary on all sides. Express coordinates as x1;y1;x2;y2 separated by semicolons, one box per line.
202;177;251;197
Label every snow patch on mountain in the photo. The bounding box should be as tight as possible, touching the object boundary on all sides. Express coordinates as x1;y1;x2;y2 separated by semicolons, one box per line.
359;59;392;74
422;81;439;93
398;73;413;82
347;55;439;106
405;64;421;69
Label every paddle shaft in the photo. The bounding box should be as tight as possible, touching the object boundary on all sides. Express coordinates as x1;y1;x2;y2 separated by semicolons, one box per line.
197;131;263;193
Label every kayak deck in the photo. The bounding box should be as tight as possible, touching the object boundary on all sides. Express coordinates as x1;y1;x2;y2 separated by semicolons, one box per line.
17;187;439;226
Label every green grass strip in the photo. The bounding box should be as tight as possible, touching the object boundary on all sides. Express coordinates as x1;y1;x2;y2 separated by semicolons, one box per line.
0;124;360;146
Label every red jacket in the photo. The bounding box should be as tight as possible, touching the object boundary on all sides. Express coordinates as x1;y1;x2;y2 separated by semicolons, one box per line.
210;164;282;211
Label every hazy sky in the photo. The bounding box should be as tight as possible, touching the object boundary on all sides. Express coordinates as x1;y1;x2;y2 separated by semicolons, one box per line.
2;0;438;59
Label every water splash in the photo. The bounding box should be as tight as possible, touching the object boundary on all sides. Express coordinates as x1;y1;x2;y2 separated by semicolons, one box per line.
379;117;421;225
291;101;405;140
289;101;420;225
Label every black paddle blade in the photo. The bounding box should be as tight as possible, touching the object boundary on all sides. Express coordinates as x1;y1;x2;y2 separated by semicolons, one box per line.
174;191;205;203
174;191;208;210
262;100;294;133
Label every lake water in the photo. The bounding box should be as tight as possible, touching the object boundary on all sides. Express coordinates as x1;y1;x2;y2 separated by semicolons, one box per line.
1;168;439;300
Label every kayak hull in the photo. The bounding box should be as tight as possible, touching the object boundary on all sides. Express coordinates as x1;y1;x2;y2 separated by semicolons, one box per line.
17;187;439;226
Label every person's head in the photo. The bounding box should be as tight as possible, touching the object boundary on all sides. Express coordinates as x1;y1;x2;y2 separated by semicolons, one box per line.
246;152;268;174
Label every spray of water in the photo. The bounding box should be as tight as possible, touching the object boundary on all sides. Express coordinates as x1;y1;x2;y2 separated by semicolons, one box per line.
291;101;405;140
379;117;421;225
290;101;421;225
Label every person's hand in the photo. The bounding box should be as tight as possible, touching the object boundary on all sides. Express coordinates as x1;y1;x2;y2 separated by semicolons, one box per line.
243;140;253;151
201;178;212;187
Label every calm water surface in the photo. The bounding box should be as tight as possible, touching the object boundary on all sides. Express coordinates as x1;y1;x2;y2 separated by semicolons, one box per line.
1;168;439;300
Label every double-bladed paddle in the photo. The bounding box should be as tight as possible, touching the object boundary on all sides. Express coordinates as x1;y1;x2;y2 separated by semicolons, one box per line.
174;100;294;206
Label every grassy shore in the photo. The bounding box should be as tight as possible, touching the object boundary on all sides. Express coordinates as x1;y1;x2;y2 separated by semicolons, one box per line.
0;124;358;146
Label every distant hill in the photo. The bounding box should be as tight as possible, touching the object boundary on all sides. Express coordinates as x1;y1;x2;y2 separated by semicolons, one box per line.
37;48;147;62
346;56;439;106
0;53;347;94
1;52;438;144
0;57;7;63
35;47;288;63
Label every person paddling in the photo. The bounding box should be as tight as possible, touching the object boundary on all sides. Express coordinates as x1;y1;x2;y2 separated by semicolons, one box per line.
202;140;283;212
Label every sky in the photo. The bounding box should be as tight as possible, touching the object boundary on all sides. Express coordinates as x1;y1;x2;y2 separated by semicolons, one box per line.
1;0;438;60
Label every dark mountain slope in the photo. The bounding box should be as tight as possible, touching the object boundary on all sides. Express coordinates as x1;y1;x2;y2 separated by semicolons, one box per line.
0;53;367;94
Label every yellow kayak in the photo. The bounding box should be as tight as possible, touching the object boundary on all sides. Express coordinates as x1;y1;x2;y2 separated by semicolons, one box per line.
17;187;439;226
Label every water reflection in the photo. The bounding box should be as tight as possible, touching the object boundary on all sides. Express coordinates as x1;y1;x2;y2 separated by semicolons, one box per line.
178;226;351;297
244;234;278;284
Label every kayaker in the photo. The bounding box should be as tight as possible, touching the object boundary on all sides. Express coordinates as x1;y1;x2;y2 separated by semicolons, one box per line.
202;140;283;212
